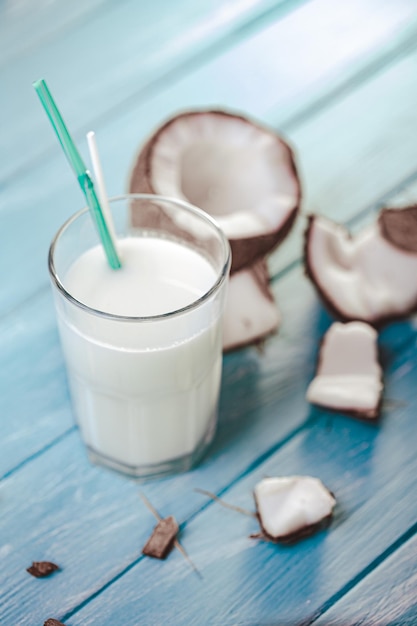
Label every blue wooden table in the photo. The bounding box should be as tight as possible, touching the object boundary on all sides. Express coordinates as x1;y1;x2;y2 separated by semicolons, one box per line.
1;1;417;624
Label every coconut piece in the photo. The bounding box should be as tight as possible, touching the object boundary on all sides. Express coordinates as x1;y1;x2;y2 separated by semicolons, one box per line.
306;321;383;419
304;214;417;325
26;561;60;578
129;110;301;273
142;515;179;560
379;204;417;253
223;260;280;351
254;476;336;543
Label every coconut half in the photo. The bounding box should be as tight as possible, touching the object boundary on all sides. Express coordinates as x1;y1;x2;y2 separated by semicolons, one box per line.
223;260;280;351
306;321;383;419
304;211;417;325
129;110;301;273
254;476;336;543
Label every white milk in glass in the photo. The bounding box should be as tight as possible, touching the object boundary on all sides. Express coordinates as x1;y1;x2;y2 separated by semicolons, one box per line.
57;236;222;471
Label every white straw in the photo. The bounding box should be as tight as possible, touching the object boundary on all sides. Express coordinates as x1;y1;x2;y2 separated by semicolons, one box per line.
86;131;119;253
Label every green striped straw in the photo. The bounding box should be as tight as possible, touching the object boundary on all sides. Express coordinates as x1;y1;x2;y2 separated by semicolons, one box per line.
33;79;121;270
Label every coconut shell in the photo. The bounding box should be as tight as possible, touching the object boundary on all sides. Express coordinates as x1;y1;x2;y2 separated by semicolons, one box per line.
128;109;301;273
304;214;417;327
142;516;179;560
379;204;417;253
251;511;334;544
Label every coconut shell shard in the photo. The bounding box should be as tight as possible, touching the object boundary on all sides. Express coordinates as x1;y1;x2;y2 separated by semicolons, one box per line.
254;476;335;543
304;214;417;325
379;204;417;253
223;260;280;351
26;561;60;578
142;515;179;560
129;110;301;273
306;321;383;419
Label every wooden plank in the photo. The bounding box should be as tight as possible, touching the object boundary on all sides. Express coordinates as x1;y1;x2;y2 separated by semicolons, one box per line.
0;290;74;480
0;0;121;66
2;40;417;317
313;531;417;625
0;0;302;184
2;0;417;186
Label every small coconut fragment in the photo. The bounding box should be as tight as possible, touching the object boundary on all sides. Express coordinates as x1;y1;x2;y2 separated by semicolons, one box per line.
223;260;280;351
304;214;417;325
26;561;60;578
142;515;179;560
254;476;336;543
306;321;383;419
129;110;301;273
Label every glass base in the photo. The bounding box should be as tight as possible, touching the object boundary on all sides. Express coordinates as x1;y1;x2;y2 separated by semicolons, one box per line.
85;434;213;481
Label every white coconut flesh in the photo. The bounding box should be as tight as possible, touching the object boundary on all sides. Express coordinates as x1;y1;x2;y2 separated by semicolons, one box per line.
147;113;299;240
306;321;383;416
306;215;417;323
223;261;280;351
254;476;335;540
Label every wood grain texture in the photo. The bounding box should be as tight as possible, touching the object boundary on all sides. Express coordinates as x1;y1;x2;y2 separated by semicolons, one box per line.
314;532;417;625
0;0;122;65
0;290;74;479
1;0;416;187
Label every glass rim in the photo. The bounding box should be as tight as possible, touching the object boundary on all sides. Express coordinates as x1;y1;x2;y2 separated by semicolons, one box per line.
48;193;231;322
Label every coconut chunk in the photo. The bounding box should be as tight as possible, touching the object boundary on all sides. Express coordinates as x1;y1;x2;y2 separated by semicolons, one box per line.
129;110;301;272
142;516;179;560
304;213;417;325
254;476;335;543
223;260;280;351
306;321;383;419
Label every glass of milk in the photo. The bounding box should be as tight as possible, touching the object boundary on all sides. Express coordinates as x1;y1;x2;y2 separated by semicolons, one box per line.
49;194;231;480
